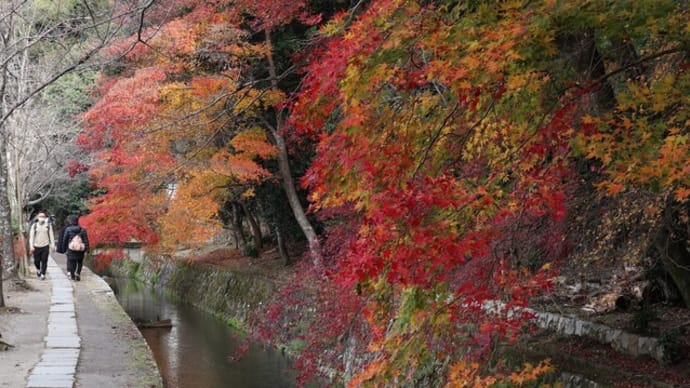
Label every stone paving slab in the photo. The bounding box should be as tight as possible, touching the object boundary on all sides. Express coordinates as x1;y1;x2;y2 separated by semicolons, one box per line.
47;318;76;325
50;296;73;302
47;314;76;320
36;359;78;367
41;348;79;361
26;375;74;388
39;355;79;363
51;286;73;292
48;311;75;319
48;321;77;329
47;321;77;328
52;298;73;304
42;348;79;357
46;324;77;332
50;301;74;306
45;336;80;349
47;322;76;329
49;304;75;313
47;329;78;337
47;324;77;332
48;322;77;328
30;366;77;375
51;299;73;303
39;353;79;362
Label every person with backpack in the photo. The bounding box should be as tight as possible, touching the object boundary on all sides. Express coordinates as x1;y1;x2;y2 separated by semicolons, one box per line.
57;214;89;281
28;211;55;280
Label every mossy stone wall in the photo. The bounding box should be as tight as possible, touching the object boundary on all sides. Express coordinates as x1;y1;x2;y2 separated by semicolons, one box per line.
109;257;276;330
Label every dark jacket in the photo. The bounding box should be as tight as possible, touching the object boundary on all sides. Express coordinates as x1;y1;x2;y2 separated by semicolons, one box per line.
56;226;67;254
58;224;90;259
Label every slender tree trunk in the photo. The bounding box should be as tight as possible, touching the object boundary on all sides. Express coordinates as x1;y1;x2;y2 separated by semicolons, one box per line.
0;242;3;306
272;130;322;266
0;88;5;307
232;203;247;249
230;227;240;249
240;202;263;251
0;127;17;283
0;11;13;305
275;225;290;265
0;121;16;307
264;29;322;268
11;48;29;276
13;140;28;276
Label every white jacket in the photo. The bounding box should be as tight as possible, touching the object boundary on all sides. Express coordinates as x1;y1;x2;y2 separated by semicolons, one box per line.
29;221;55;249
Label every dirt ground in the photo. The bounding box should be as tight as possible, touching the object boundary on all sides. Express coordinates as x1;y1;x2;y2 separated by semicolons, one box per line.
0;280;48;388
180;244;300;285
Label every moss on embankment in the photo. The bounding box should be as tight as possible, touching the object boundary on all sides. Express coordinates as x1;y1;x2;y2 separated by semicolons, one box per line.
108;256;279;332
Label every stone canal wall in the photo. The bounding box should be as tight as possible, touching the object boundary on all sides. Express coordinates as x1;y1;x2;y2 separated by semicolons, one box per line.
107;257;277;330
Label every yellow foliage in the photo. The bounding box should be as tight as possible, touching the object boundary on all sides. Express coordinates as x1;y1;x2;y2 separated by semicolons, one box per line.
230;127;278;159
241;188;256;199
445;360;553;387
158;169;226;250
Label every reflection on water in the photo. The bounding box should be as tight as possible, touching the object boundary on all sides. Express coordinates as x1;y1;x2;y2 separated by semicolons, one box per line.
110;277;296;388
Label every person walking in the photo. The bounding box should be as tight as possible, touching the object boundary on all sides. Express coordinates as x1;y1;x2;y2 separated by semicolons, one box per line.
57;214;89;281
28;211;55;280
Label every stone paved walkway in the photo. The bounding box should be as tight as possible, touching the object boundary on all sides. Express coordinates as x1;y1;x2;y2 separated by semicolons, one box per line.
1;254;162;388
26;257;80;388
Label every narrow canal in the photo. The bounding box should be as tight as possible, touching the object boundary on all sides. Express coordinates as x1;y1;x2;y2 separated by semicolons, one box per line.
107;277;297;388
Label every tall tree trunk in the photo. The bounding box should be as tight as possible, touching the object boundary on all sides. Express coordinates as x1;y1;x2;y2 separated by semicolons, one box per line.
232;202;248;249
229;226;240;249
240;202;263;251
264;29;322;268
0;122;17;307
275;225;290;266
13;137;29;276
272;130;322;267
0;128;17;284
0;12;11;306
0;242;4;306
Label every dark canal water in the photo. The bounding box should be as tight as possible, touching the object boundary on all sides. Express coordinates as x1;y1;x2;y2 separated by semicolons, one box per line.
108;277;297;388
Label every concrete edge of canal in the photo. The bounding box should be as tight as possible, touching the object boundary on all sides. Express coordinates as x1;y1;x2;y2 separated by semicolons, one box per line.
89;271;163;387
84;268;164;388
